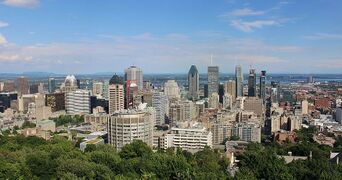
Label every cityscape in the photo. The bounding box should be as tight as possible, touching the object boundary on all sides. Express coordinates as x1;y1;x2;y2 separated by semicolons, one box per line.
1;0;342;179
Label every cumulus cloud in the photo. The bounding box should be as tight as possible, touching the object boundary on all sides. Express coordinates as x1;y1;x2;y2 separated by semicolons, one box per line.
0;34;7;44
2;0;40;8
230;19;279;32
228;8;265;17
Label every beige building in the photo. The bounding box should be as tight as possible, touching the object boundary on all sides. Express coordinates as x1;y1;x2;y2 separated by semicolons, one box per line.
84;113;109;131
209;92;220;109
164;80;180;100
243;97;264;118
108;75;125;114
107;109;154;150
92;82;103;98
224;80;236;101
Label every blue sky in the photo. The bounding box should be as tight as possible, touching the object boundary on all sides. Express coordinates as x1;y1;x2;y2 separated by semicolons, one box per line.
0;0;342;74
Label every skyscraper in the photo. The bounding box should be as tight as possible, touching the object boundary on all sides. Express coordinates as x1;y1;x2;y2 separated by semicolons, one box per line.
235;65;243;97
152;92;169;126
224;80;236;100
164;80;180;100
248;69;256;97
48;77;56;93
125;66;143;90
16;76;29;96
208;66;219;96
188;65;199;100
65;89;91;115
108;74;125;114
259;71;266;103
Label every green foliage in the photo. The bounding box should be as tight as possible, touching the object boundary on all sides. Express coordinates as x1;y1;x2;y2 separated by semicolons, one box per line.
50;115;84;126
21;120;36;129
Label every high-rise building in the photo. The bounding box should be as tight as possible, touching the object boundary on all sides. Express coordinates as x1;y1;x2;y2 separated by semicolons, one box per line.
108;75;125;114
302;100;309;115
125;66;143;90
235;65;243;97
2;81;15;92
65;89;91;115
243;97;264;118
48;78;56;93
188;65;199;100
62;75;78;92
16;76;29;96
152;92;169;126
259;71;266;103
208;66;219;96
271;81;280;103
208;92;220;109
125;81;139;109
107;109;154;150
92;82;103;98
248;69;256;97
0;92;17;113
164;80;180;100
45;92;65;112
233;122;261;143
336;108;342;124
224;80;236;100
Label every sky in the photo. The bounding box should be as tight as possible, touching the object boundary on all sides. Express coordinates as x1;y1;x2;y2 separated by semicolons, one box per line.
0;0;342;74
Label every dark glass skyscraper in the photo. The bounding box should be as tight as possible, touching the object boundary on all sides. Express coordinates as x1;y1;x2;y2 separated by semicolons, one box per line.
188;65;199;100
208;66;219;96
259;71;266;103
235;65;243;97
48;77;56;93
248;69;256;97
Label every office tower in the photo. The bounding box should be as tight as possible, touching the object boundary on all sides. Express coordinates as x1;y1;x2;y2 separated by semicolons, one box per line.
45;92;65;112
302;100;309;115
0;92;17;113
248;69;256;97
108;75;125;114
79;79;93;90
224;80;236;100
152;92;169;126
169;102;186;125
259;71;266;103
188;65;199;100
65;89;91;115
29;84;39;94
125;81;139;109
244;97;264;118
2;81;15;92
235;65;243;97
208;66;219;96
107;109;154;150
164;80;180;100
233;122;261;143
223;94;233;109
336;108;342;124
143;80;152;91
16;76;29;96
48;78;56;93
102;81;109;100
93;82;103;98
62;75;78;92
125;66;143;90
209;92;220;109
270;81;280;103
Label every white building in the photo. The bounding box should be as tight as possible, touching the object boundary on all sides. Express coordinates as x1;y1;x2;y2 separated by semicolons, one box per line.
66;89;90;115
164;80;180;100
152;92;169;126
163;125;212;152
208;92;220;109
107;109;154;150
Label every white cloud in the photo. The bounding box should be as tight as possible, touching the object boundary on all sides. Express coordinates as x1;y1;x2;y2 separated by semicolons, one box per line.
230;19;279;32
0;21;9;28
229;8;265;17
3;0;40;8
0;34;7;44
303;33;342;40
0;54;32;62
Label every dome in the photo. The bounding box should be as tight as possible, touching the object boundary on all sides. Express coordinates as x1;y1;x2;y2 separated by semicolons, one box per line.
109;74;124;85
64;75;77;87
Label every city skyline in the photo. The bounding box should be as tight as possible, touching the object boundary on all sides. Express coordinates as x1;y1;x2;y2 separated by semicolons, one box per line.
0;0;342;74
